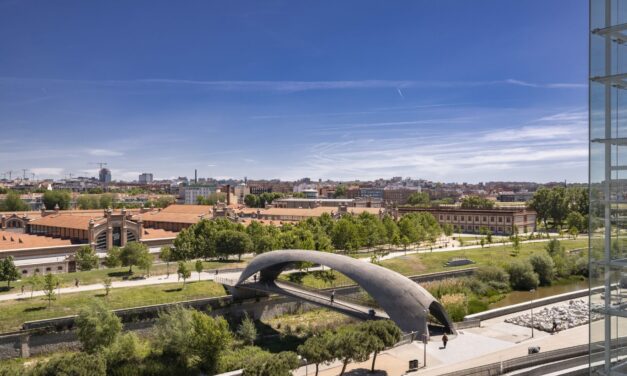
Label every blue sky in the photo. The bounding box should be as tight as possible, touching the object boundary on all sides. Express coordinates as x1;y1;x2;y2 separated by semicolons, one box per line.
0;0;587;183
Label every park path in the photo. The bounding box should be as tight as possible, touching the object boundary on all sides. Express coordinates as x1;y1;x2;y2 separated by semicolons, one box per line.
1;235;569;303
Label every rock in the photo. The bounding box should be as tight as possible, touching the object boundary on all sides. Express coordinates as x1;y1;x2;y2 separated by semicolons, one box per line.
504;299;602;332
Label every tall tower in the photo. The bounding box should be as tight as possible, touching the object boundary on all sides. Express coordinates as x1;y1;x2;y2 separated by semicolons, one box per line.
590;1;627;373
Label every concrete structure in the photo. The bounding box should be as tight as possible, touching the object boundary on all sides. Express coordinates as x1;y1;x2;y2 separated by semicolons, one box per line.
235;250;455;335
496;191;533;202
183;185;215;204
397;206;537;235
138;173;153;184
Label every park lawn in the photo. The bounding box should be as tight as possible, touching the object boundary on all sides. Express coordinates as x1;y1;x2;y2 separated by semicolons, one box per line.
380;238;589;275
0;259;246;296
0;280;227;332
285;238;589;289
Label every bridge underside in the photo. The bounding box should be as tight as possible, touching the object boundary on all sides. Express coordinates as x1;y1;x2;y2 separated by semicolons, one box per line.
234;250;456;336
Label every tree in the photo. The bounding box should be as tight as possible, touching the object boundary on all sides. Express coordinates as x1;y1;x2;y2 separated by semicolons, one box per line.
460;195;494;209
359;320;402;372
566;211;586;233
103;278;112;296
43;273;58;307
407;191;430;206
75;245;99;271
244;194;259;208
528;252;556;286
243;351;300;376
30;352;106;376
510;230;521;256
154;306;194;365
507;260;539;291
177;261;191;286
331;217;360;252
189;310;233;374
195;259;203;281
529;187;552;232
548;187;569;229
298;333;334;376
160;246;172;277
119;241;151;274
26;273;42;298
331;326;378;376
105;332;149;370
42;190;72;210
104;246;122;268
0;257;19;288
172;228;195;261
215;230;253;260
0;190;28;211
442;223;454;237
334;184;347;198
569;226;579;239
237;313;258;346
76;299;122;353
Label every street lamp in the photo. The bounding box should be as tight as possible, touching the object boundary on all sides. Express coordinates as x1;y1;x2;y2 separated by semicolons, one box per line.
530;289;535;338
423;309;428;368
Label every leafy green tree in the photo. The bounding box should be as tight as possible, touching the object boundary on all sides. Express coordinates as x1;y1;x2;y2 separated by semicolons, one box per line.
159;246;172;276
99;193;116;209
460;195;494;209
190;310;233;374
75;245;99;271
442;223;454;237
177;261;191;286
26;273;42;298
43;273;58;307
331;217;361;252
237;313;258;346
103;278;112;296
104;246;122;268
119;241;151;274
507;260;539;291
359;320;402;372
0;191;28;211
548;187;569;229
529;187;552;232
42;190;72;210
298;333;334;376
529;252;556;286
30;352;106;376
334;184;347;198
195;259;203;281
172;228;195;261
154;306;194;365
76;299;122;353
215;230;253;260
407;191;430;206
566;211;586;233
244;194;259;208
331;326;378;376
243;351;300;376
105;332;149;370
0;257;19;288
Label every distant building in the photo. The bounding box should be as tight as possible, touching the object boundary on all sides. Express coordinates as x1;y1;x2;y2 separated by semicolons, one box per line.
359;188;384;200
396;206;537;235
383;188;419;205
99;168;112;184
496;191;533;202
183;185;215;204
302;189;318;199
234;183;250;203
138;173;154;185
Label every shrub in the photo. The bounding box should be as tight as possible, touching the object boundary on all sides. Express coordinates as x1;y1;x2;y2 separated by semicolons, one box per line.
507;260;539;291
464;278;489;296
440;294;467;322
475;266;509;284
30;353;106;376
423;279;468;299
75;300;122;353
0;362;23;376
237;313;258;345
105;332;150;370
572;256;589;277
467;298;488;314
528;252;555;286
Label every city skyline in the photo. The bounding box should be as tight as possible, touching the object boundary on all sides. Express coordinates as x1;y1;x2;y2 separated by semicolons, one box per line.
0;0;587;183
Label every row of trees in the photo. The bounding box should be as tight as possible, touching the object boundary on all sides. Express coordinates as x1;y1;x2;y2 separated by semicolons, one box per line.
243;192;285;208
171;212;442;262
528;186;588;232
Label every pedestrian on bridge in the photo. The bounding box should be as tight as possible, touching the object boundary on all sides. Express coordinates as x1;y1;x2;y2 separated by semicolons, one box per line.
330;290;335;304
442;333;448;349
253;274;257;283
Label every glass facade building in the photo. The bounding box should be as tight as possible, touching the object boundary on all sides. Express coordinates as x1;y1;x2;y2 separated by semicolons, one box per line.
590;1;627;374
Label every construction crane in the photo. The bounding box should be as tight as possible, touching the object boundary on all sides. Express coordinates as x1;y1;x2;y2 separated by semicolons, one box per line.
21;169;28;180
90;162;108;169
4;170;17;180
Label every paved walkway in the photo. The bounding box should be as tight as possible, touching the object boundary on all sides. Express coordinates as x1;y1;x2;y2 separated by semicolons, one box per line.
1;235;568;303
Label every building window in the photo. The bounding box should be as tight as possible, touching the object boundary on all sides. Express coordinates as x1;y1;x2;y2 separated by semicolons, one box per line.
57;266;63;271
35;268;40;273
446;215;450;220
506;218;511;223
453;216;457;221
22;270;27;274
490;216;494;222
498;217;503;222
45;267;51;272
482;216;487;222
439;215;443;220
475;216;479;221
460;216;464;221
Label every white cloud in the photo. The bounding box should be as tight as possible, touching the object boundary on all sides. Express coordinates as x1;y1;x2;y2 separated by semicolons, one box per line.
87;149;124;157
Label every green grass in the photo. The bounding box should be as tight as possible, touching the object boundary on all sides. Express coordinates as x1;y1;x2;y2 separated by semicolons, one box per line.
0;280;227;332
0;259;246;296
285;239;589;289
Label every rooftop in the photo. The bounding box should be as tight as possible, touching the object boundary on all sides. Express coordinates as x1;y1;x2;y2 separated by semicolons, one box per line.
0;231;73;251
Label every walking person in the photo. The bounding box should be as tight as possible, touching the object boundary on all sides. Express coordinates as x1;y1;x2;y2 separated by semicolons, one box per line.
21;285;24;295
330;290;335;304
253;274;257;283
442;333;448;349
552;320;559;334
75;278;79;288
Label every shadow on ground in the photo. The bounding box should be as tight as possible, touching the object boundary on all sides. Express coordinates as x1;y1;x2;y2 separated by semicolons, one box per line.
343;368;388;375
